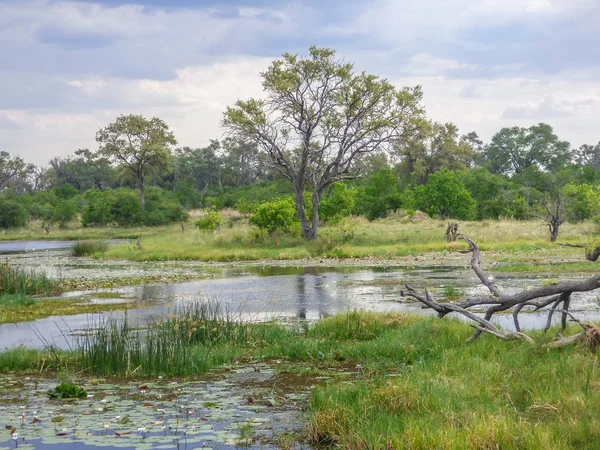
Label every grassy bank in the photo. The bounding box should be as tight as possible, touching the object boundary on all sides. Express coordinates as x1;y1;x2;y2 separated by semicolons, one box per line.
98;218;593;263
0;309;598;448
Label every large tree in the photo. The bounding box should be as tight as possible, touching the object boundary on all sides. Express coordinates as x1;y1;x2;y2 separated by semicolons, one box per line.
96;114;176;209
222;46;424;240
485;123;570;175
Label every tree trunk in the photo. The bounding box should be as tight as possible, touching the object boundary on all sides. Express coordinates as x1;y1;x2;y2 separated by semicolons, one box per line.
293;188;312;240
139;175;145;210
549;218;560;242
309;190;323;240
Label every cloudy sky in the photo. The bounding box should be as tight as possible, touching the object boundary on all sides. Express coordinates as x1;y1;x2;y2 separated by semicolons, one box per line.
1;0;599;163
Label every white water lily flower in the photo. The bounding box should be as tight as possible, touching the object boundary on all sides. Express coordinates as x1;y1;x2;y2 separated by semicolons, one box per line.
11;433;18;440
100;399;107;403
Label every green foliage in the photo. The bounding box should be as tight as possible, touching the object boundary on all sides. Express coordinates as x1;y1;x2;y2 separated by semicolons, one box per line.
195;207;224;232
561;183;600;222
48;382;88;399
81;189;112;227
143;187;187;226
485;123;571;175
111;188;143;226
355;168;403;220
320;183;357;223
0;197;28;228
52;198;79;227
249;197;298;234
417;168;476;220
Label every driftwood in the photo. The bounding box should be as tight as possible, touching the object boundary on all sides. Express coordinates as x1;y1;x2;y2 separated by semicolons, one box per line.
558;243;600;262
402;232;600;348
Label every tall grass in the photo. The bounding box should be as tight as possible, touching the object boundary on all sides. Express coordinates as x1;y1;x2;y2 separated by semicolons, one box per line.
0;263;61;296
76;301;255;376
71;240;108;256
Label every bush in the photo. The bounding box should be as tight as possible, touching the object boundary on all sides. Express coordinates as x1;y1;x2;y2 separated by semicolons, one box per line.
52;198;79;228
82;190;112;227
320;183;356;223
250;197;298;234
0;198;27;228
110;189;143;226
195;207;223;232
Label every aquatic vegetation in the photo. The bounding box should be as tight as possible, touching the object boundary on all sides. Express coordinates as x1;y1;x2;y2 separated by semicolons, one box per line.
0;262;61;297
71;239;109;256
0;293;37;307
47;382;88;399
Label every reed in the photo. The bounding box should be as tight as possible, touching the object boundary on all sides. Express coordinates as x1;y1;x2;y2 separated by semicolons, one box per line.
0;263;61;296
71;240;109;257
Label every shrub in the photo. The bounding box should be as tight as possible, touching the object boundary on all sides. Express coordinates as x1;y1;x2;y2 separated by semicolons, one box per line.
320;183;356;223
0;198;27;228
82;189;113;227
111;189;143;226
52;198;79;228
195;207;224;232
250;197;298;234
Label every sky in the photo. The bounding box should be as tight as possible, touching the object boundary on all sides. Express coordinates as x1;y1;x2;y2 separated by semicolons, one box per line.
1;0;599;163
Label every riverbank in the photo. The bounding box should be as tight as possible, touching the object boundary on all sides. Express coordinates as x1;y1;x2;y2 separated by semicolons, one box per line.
0;311;598;449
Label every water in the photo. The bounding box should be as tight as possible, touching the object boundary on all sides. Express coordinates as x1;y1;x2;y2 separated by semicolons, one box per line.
1;241;599;349
0;363;312;449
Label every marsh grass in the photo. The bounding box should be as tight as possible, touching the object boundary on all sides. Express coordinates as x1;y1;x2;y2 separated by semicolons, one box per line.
0;263;61;296
0;293;37;307
1;308;599;448
71;240;108;257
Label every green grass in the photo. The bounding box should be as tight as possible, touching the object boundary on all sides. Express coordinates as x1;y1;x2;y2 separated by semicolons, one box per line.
0;310;599;448
71;240;108;257
96;218;594;263
0;293;37;307
0;263;61;297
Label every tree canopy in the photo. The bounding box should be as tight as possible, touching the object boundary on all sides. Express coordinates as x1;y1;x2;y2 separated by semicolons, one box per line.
223;46;424;239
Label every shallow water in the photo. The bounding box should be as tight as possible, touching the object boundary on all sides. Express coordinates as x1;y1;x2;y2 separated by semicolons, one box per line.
1;241;599;349
0;363;312;449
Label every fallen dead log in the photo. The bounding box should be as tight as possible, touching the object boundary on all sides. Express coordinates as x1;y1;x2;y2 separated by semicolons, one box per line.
558;243;600;262
402;231;600;347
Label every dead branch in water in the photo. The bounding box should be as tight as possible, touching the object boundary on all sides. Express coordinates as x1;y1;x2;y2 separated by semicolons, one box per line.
402;231;600;346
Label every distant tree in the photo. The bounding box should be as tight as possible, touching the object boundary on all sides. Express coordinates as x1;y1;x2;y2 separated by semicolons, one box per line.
96;115;176;209
574;142;600;171
460;131;485;167
223;46;424;240
221;137;267;187
174;141;222;192
395;121;472;184
485;123;570;175
0;151;35;193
